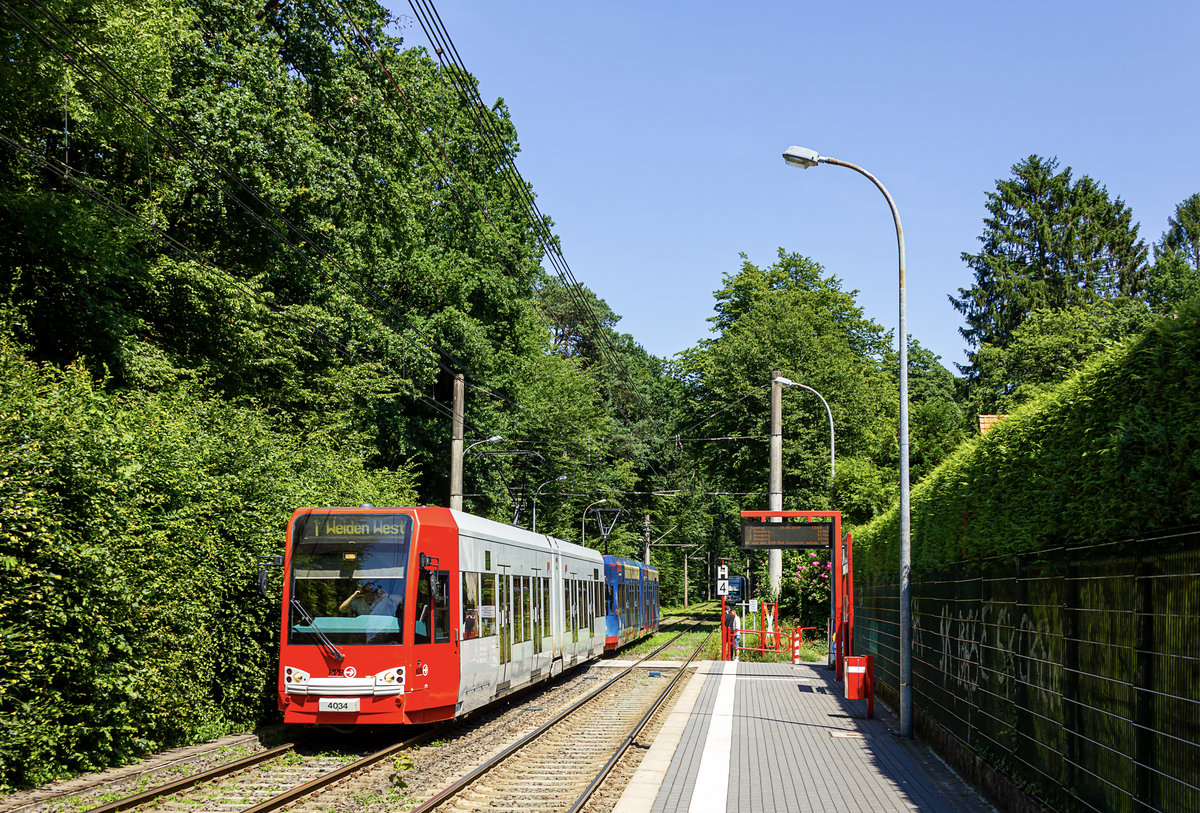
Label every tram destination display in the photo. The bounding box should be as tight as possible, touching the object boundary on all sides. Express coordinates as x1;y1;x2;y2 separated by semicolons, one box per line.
740;519;833;550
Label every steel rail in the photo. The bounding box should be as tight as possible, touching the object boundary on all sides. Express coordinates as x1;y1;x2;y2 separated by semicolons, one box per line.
84;743;296;813
0;734;267;813
241;725;450;813
568;628;715;813
409;623;700;813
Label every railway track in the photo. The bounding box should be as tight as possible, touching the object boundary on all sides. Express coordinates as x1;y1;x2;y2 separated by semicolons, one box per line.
7;729;438;813
6;619;706;813
413;626;713;813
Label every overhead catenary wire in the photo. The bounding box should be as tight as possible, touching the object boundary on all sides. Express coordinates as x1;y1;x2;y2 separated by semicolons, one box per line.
402;0;651;418
398;0;686;493
324;0;632;459
15;0;686;497
8;0;593;479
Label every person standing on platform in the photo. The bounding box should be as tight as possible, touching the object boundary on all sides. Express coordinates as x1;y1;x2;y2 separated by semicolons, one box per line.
724;605;736;660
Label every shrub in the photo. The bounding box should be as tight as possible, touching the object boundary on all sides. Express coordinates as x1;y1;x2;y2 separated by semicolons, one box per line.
854;299;1200;576
0;338;417;788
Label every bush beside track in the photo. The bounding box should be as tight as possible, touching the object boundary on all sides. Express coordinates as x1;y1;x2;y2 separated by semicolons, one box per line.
854;298;1200;574
0;339;418;789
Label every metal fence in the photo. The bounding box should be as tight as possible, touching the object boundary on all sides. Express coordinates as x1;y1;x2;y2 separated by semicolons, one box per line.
855;527;1200;812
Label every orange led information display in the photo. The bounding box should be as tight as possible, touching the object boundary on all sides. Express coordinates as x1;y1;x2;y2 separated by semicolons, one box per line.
740;519;833;550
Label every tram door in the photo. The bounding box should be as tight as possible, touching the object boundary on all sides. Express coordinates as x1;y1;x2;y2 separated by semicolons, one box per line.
499;573;512;684
533;576;543;656
570;579;579;644
413;557;457;711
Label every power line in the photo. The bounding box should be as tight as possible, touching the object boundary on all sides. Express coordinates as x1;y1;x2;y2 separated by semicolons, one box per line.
403;0;651;417
329;0;666;481
13;0;669;492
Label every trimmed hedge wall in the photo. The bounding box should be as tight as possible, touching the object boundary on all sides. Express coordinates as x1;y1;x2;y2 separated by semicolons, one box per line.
0;339;418;789
855;298;1200;575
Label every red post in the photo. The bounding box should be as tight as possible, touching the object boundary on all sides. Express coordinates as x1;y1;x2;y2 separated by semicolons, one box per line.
845;654;874;718
846;532;854;659
720;595;727;660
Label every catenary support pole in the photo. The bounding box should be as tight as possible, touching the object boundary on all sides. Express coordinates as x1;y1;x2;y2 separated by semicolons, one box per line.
768;370;783;596
449;373;464;511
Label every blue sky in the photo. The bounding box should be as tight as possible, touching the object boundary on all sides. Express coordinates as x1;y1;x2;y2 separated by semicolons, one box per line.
393;1;1199;372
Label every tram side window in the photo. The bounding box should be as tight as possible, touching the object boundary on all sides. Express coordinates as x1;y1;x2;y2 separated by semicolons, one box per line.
462;572;479;640
433;572;450;643
542;578;550;639
415;569;451;644
480;573;496;637
415;573;432;644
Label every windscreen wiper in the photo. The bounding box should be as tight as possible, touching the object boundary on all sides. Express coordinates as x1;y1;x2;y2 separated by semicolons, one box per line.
290;599;345;661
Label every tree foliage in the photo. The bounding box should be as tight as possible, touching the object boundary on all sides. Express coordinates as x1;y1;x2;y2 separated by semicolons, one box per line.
951;155;1149;367
967;299;1155;414
855;298;1200;578
676;250;897;534
0;337;416;788
1145;193;1200;313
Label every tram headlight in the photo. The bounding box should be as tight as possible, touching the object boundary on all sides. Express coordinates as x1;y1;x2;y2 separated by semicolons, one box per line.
284;666;310;684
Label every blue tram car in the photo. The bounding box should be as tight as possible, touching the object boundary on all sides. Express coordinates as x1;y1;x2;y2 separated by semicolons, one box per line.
726;575;748;604
602;555;660;651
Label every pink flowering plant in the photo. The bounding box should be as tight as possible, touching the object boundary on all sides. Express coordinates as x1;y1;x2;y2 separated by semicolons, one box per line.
792;551;832;629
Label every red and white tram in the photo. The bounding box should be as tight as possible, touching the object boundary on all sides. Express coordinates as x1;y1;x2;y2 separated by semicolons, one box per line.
276;506;614;725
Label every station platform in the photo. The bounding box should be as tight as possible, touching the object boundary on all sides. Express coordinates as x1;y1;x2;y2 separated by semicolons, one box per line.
613;660;994;813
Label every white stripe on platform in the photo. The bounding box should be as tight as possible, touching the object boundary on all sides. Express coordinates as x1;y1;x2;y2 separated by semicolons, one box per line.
686;659;737;813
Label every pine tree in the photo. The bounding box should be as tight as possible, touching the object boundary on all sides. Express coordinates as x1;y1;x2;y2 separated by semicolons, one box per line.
951;156;1149;368
1159;193;1200;271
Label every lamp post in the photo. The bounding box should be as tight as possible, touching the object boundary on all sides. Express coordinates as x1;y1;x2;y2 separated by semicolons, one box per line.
782;145;912;740
466;435;503;455
772;377;835;489
450;434;501;511
531;475;567;533
581;498;608;545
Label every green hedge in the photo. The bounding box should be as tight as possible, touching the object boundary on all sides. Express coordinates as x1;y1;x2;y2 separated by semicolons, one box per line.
0;339;417;789
855;298;1200;576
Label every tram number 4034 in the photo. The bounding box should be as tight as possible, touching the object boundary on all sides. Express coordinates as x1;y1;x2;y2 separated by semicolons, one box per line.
318;697;360;713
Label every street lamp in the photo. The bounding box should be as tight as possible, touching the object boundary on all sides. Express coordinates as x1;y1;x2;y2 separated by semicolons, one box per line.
771;377;835;489
581;498;607;545
531;475;567;533
782;144;912;740
466;434;502;455
450;435;501;511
